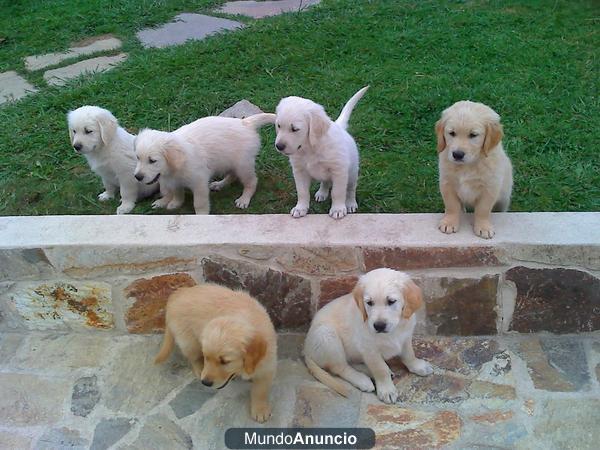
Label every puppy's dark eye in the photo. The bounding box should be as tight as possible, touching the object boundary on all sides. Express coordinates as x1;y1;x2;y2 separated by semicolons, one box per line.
149;157;156;164
84;129;93;134
449;131;456;137
277;124;281;129
387;297;397;306
219;357;229;365
469;132;478;138
366;300;374;307
72;130;77;134
291;125;299;132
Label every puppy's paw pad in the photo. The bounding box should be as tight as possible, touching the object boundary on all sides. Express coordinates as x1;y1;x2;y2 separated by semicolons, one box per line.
98;192;114;202
209;181;224;191
235;197;250;209
291;206;308;218
314;191;329;202
376;384;398;404
408;359;433;377
251;404;271;423
116;203;134;215
474;223;495;239
329;205;347;220
438;216;459;234
166;201;183;210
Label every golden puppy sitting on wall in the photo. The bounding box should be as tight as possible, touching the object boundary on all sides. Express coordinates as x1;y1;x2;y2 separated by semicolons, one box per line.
435;101;513;239
155;284;277;422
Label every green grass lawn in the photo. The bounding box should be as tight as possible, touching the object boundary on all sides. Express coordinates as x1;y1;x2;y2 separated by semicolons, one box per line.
0;0;598;216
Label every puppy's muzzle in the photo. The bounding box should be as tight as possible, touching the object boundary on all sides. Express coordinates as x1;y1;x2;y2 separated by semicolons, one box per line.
134;173;144;182
73;143;83;152
452;150;465;161
275;142;286;152
201;378;213;387
373;321;387;333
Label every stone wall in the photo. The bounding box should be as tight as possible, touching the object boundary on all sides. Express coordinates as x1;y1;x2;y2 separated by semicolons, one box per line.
0;213;598;335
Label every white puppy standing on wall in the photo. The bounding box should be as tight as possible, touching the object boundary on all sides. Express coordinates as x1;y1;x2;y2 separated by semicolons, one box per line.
436;101;513;239
67;106;158;214
304;268;433;404
274;86;369;219
133;113;275;214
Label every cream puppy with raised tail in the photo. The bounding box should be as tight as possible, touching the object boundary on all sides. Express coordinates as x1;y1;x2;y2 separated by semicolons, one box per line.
274;86;369;219
67;106;158;214
155;284;277;422
304;268;432;404
435;101;513;239
134;113;275;214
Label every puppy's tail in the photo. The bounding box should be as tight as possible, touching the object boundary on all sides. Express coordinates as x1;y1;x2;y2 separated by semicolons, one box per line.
154;326;175;364
305;356;351;397
242;113;276;129
335;85;369;130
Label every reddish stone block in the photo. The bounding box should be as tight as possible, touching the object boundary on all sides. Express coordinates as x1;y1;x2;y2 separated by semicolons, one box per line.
506;266;600;333
363;246;501;270
318;276;358;308
125;273;196;334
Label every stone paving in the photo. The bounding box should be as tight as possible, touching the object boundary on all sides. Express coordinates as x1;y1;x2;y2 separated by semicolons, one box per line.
0;331;598;449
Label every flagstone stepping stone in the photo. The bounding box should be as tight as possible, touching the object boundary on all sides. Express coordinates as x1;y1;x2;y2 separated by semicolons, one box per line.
0;71;37;105
136;13;244;49
218;0;321;19
219;99;263;118
43;53;128;87
25;35;122;72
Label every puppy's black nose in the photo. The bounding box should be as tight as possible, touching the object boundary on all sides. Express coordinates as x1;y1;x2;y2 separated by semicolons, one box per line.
275;142;286;152
374;321;387;333
134;173;144;182
73;143;82;152
201;379;213;387
452;150;465;160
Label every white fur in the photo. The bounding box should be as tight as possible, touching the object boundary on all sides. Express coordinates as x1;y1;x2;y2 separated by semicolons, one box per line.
133;114;275;214
304;268;432;404
274;86;369;219
67;105;158;214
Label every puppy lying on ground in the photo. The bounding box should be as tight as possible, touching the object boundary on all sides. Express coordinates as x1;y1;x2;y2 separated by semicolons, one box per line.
304;268;432;403
155;284;277;422
67;106;158;214
435;100;513;239
133;113;275;214
274;86;369;219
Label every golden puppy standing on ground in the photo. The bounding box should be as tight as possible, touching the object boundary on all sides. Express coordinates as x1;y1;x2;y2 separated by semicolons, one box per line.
155;284;277;422
435;101;513;239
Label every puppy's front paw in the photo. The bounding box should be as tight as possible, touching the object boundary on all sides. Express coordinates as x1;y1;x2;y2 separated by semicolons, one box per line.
406;359;433;377
474;220;495;239
235;196;250;209
116;202;134;215
314;190;329;202
98;191;114;202
209;180;224;191
152;198;169;209
291;205;308;218
376;381;398;404
346;200;358;213
329;204;347;220
166;200;183;210
354;373;375;393
251;402;271;423
438;215;459;233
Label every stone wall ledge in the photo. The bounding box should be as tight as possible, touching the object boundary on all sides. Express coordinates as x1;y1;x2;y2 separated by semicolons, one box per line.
0;213;598;335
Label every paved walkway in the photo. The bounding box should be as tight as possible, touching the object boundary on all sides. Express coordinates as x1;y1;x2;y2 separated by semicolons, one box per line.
1;331;598;449
0;0;321;105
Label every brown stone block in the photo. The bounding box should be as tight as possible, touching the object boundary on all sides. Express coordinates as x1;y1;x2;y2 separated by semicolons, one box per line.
202;257;312;330
506;266;600;333
125;273;196;334
363;246;501;271
276;247;359;276
425;276;499;335
318;276;358;308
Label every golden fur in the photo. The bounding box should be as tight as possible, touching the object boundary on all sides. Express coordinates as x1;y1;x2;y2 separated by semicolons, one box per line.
435;100;513;239
155;284;277;422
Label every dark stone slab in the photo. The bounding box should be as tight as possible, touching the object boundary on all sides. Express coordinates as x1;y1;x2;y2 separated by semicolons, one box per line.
169;380;214;419
425;276;499;335
319;276;357;308
363;246;501;271
90;418;134;450
506;266;600;333
202;257;312;330
35;427;88;450
292;384;360;427
126;414;192;450
71;375;100;417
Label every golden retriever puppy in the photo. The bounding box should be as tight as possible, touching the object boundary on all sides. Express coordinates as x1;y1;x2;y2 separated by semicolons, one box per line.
304;268;432;404
155;284;277;422
435;100;513;239
67;106;158;214
134;113;275;214
274;86;369;219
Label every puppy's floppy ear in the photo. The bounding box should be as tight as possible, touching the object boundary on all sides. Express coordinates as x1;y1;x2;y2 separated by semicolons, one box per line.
482;120;503;156
435;118;446;153
163;137;186;172
401;279;423;319
243;334;267;375
352;281;367;322
307;107;330;148
96;109;118;146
